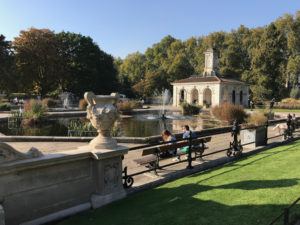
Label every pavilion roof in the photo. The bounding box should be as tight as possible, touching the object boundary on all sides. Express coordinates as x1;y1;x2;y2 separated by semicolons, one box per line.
172;75;247;85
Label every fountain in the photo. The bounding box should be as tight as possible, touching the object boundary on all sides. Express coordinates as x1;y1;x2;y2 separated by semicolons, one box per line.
161;89;171;119
59;92;75;109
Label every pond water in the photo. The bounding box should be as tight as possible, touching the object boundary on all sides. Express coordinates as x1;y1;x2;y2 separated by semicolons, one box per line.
0;112;221;137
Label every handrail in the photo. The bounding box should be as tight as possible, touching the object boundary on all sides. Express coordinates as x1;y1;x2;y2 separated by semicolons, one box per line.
128;118;293;152
126;121;294;178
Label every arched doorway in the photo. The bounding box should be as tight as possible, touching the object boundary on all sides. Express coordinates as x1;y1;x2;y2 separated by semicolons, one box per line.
191;88;199;104
232;90;236;104
203;88;212;107
179;89;186;103
240;91;243;105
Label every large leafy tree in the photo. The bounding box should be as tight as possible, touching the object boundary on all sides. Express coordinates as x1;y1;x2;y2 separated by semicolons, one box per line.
0;35;15;92
56;32;118;96
133;70;168;97
13;28;61;96
119;52;146;84
286;55;300;87
220;26;251;79
250;23;287;100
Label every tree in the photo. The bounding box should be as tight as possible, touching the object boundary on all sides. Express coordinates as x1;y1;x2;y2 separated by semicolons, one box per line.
13;28;61;96
119;52;146;84
286;55;300;87
133;70;168;97
0;35;15;92
56;32;118;96
220;26;251;79
250;23;287;100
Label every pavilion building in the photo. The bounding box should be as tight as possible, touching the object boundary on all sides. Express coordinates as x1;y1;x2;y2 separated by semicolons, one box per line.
171;48;249;107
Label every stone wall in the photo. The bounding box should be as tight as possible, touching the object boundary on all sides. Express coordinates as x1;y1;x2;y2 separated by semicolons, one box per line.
220;83;249;107
0;147;127;225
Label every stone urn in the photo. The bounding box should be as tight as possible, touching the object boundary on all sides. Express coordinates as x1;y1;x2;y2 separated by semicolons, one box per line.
84;92;119;150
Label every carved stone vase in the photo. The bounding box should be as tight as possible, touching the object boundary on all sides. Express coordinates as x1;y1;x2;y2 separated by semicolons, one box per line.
84;92;119;150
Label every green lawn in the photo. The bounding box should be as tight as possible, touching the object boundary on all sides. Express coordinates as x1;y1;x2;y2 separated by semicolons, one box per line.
58;141;300;225
272;108;300;113
252;108;300;113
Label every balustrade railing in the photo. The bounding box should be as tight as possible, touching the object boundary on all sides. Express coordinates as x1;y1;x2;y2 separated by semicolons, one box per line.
122;117;298;188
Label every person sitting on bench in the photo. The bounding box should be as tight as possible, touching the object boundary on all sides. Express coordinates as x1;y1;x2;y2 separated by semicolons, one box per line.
161;130;177;158
173;125;196;161
182;125;194;139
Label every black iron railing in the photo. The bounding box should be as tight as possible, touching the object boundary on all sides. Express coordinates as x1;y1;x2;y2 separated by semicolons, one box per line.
122;117;297;188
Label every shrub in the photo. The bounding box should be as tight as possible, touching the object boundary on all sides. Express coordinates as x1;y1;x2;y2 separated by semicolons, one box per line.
117;100;142;112
180;102;202;115
212;103;247;124
79;99;88;110
0;103;11;111
290;88;300;99
67;119;121;137
42;98;57;108
117;101;133;112
246;112;267;126
281;98;300;104
23;99;47;122
9;93;27;99
129;100;143;109
275;98;300;109
262;109;274;120
68;119;96;137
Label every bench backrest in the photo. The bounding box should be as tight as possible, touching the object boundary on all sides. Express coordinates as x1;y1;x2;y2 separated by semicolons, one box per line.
141;147;159;156
141;137;212;156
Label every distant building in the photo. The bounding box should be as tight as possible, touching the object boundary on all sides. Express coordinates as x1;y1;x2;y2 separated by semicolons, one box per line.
171;48;249;107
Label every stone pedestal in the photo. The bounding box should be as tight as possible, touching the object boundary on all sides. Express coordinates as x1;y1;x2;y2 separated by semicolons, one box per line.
241;126;267;148
81;92;129;208
0;205;4;225
88;146;128;209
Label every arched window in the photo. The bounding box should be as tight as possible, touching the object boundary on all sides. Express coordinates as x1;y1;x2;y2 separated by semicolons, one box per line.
240;91;243;105
203;88;212;107
179;89;186;103
232;90;236;104
191;88;199;104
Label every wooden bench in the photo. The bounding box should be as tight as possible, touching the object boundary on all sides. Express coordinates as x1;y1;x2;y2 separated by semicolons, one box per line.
134;137;212;175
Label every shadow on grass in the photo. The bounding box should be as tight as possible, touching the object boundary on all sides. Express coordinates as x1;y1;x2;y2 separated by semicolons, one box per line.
57;178;300;225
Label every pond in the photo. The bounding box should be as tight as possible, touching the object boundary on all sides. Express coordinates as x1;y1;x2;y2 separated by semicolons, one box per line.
0;112;221;137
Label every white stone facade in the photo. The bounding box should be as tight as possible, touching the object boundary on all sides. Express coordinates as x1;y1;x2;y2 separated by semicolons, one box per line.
172;81;249;107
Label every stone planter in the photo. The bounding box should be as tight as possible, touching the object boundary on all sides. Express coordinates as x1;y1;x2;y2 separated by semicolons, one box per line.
241;126;267;148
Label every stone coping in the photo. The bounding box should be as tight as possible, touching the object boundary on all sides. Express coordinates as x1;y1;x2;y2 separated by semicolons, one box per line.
0;136;147;143
0;145;128;174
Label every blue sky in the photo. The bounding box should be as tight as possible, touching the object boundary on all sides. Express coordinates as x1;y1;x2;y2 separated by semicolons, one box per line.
1;0;300;58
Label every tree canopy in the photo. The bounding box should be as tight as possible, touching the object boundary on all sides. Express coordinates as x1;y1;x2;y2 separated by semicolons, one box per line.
2;11;300;101
117;11;300;100
4;28;117;97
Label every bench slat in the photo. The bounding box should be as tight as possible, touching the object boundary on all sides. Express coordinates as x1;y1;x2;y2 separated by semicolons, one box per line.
141;147;159;156
158;137;211;153
134;155;156;165
134;136;212;167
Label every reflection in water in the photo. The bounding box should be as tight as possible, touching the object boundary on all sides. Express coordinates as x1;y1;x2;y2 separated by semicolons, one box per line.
0;112;221;137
